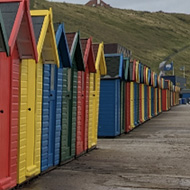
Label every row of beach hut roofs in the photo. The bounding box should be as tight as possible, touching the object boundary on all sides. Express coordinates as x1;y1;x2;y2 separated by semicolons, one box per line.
0;0;180;189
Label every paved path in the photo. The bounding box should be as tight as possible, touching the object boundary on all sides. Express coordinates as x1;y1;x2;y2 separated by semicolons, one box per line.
21;105;190;190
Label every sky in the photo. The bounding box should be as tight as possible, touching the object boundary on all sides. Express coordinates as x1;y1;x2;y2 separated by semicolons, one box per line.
49;0;190;14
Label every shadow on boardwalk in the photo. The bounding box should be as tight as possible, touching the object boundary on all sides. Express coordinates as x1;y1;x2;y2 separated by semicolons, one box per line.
21;105;190;190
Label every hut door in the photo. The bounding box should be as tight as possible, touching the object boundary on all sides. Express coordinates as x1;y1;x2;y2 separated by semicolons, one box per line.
91;73;97;144
81;71;85;148
26;61;37;176
0;55;10;184
120;81;125;133
61;68;72;160
48;65;56;166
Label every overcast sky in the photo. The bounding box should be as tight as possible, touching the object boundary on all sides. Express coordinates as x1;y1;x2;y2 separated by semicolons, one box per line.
49;0;190;14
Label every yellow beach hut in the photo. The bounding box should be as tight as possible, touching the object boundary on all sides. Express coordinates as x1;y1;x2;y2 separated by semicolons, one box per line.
88;42;106;150
18;9;59;183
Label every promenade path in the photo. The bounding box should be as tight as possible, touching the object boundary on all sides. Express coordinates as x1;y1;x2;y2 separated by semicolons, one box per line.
21;105;190;190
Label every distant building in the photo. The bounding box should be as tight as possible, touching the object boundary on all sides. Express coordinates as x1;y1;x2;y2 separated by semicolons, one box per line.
104;43;132;58
85;0;111;8
161;76;186;89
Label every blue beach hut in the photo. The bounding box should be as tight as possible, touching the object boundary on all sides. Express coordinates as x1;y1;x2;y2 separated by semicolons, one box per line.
41;23;71;171
98;54;124;137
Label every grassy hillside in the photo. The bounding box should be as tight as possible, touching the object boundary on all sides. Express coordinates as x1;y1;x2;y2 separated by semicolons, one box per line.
31;0;190;87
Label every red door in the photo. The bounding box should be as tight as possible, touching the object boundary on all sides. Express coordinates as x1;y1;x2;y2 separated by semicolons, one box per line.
0;53;11;189
162;89;167;111
84;68;89;151
0;45;19;189
125;82;131;133
76;70;86;156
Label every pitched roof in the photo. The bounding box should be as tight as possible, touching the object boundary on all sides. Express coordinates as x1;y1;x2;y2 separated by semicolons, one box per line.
85;0;111;8
81;38;96;73
0;0;38;61
93;43;106;75
55;23;71;68
66;32;85;71
92;43;99;59
104;43;131;58
0;10;9;55
30;9;59;67
103;53;123;79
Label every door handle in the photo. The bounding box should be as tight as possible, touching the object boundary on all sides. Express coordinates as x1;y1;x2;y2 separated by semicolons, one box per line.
0;110;4;113
93;94;95;97
66;94;70;97
50;94;53;97
28;108;31;111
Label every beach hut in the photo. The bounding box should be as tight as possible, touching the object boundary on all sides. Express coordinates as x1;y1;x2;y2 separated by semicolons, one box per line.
129;60;136;129
88;43;106;149
76;38;96;156
147;68;151;119
151;71;155;117
18;9;59;183
157;76;162;113
60;32;85;163
41;23;71;172
98;53;123;137
124;58;131;133
144;66;148;121
135;60;140;126
0;0;38;188
120;58;128;134
139;63;145;123
162;79;169;111
103;43;129;134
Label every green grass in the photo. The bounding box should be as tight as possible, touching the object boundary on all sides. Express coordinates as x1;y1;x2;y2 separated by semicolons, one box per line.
31;0;190;87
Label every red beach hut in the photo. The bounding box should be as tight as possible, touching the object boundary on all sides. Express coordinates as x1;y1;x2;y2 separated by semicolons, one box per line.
76;38;96;156
0;0;37;189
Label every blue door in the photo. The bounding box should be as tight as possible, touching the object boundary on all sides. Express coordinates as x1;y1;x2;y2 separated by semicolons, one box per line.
41;64;60;171
144;85;147;120
98;79;120;137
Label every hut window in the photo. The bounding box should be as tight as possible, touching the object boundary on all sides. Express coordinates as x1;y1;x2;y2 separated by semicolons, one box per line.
68;68;71;91
93;73;96;91
51;65;55;91
82;72;85;91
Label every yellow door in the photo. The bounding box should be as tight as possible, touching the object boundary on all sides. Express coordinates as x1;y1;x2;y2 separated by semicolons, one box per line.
154;88;157;116
18;59;42;184
26;59;37;176
88;71;100;149
149;86;151;118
